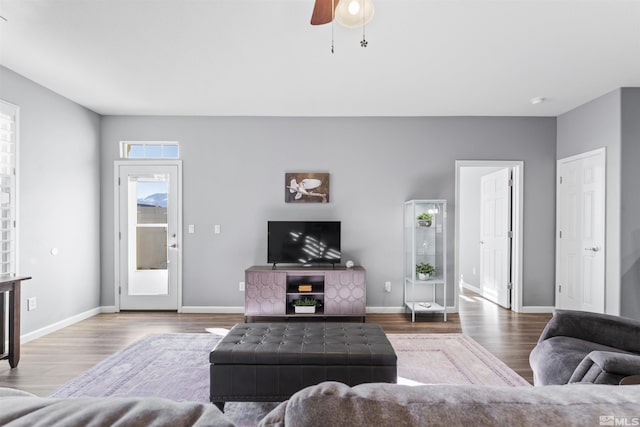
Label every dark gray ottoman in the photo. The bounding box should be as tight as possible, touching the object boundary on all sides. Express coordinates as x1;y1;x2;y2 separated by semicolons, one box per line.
209;322;397;410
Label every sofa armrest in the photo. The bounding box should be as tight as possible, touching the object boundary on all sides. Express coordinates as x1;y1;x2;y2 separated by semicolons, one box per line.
538;310;640;353
569;351;640;385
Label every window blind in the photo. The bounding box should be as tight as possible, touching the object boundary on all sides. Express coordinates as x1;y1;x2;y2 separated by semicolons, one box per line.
0;100;17;276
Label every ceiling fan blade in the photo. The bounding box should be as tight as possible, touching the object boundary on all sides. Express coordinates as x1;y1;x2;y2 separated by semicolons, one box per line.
311;0;339;25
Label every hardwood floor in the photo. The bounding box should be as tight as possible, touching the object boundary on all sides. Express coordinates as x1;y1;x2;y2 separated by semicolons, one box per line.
0;289;551;397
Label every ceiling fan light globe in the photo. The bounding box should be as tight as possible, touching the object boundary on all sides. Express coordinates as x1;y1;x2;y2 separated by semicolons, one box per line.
335;0;374;29
348;1;360;15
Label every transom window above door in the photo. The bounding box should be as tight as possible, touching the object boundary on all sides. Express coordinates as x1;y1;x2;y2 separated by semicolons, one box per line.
120;142;180;159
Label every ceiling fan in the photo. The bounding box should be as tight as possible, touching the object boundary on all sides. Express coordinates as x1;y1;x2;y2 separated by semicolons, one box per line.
311;0;375;28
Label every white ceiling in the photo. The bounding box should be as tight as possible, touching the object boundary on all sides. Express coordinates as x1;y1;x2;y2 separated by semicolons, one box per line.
1;0;639;117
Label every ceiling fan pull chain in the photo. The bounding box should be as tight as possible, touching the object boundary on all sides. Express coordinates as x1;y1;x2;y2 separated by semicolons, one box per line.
361;1;368;47
331;0;335;53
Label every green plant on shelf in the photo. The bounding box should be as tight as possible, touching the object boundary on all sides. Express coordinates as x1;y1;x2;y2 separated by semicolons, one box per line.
416;262;435;276
293;297;317;306
416;213;433;221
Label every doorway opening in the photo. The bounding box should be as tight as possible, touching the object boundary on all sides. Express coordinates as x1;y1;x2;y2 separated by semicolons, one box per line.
454;161;524;312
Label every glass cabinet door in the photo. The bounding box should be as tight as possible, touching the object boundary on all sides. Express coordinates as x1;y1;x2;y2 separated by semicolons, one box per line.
404;200;447;321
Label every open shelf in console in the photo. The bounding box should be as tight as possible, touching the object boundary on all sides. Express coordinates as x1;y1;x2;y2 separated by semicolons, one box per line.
285;274;324;315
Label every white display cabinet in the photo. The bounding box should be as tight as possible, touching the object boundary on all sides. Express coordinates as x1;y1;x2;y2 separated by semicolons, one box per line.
404;200;447;322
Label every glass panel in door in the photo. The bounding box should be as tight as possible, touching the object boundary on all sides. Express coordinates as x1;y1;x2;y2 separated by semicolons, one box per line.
128;175;169;295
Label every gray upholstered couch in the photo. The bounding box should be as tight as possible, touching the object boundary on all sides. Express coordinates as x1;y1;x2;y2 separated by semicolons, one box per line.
0;387;235;427
259;381;640;427
3;382;640;426
529;309;640;385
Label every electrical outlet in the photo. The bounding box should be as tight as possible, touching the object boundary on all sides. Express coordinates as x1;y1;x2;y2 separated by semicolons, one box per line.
239;281;245;292
27;297;37;311
384;281;391;293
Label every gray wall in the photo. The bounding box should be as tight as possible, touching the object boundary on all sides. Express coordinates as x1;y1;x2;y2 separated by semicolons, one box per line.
101;116;557;309
557;87;640;320
620;88;640;319
557;89;622;315
0;66;101;334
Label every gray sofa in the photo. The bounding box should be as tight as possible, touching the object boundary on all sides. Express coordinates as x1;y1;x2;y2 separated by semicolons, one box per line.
529;309;640;385
259;381;640;427
0;387;235;427
3;382;640;426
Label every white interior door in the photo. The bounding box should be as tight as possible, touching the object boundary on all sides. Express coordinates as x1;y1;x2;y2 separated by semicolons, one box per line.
556;148;605;313
117;162;181;310
480;168;512;308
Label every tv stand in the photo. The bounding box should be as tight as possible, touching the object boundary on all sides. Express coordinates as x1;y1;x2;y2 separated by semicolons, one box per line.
244;265;366;322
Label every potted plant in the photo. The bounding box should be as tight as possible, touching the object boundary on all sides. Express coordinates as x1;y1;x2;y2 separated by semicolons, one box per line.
416;213;433;227
293;297;318;314
416;262;435;280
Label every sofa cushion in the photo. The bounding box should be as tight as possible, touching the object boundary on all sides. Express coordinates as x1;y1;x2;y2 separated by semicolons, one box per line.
258;381;640;427
0;387;234;427
529;336;634;385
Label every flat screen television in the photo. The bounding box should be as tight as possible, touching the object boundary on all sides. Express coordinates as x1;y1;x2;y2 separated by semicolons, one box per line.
268;221;341;267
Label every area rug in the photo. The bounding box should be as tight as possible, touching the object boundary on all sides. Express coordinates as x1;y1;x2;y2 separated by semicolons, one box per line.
386;333;530;387
50;332;529;426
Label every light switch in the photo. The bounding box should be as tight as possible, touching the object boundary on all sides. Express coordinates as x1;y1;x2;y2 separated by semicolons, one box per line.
214;224;221;234
188;224;195;234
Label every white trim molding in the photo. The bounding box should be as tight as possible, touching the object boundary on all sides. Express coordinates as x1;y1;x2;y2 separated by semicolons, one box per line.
181;306;245;314
21;307;102;344
366;306;405;314
455;160;525;312
517;306;556;314
366;306;459;314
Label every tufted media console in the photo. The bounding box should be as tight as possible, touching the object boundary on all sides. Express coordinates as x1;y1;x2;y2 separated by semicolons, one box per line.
209;322;397;411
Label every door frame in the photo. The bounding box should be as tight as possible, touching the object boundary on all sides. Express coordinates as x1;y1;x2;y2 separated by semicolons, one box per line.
454;160;524;312
555;147;606;313
113;160;183;312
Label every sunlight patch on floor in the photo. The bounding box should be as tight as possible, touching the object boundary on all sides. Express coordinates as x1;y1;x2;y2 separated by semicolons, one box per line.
206;328;229;336
459;294;476;303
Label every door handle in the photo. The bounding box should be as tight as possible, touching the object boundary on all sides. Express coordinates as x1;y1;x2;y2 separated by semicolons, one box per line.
584;246;599;252
169;244;177;249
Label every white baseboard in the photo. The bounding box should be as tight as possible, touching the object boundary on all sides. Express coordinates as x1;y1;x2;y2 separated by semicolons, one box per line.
366;306;405;314
180;306;245;314
517;305;555;314
184;306;454;315
460;282;481;294
367;306;458;314
21;307;102;344
25;301;542;345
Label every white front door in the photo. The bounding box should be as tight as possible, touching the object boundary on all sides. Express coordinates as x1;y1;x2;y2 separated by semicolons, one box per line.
116;162;182;310
480;168;512;308
556;148;605;313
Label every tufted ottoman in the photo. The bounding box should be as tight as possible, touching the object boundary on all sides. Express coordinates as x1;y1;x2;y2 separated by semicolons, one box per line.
209;322;397;410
